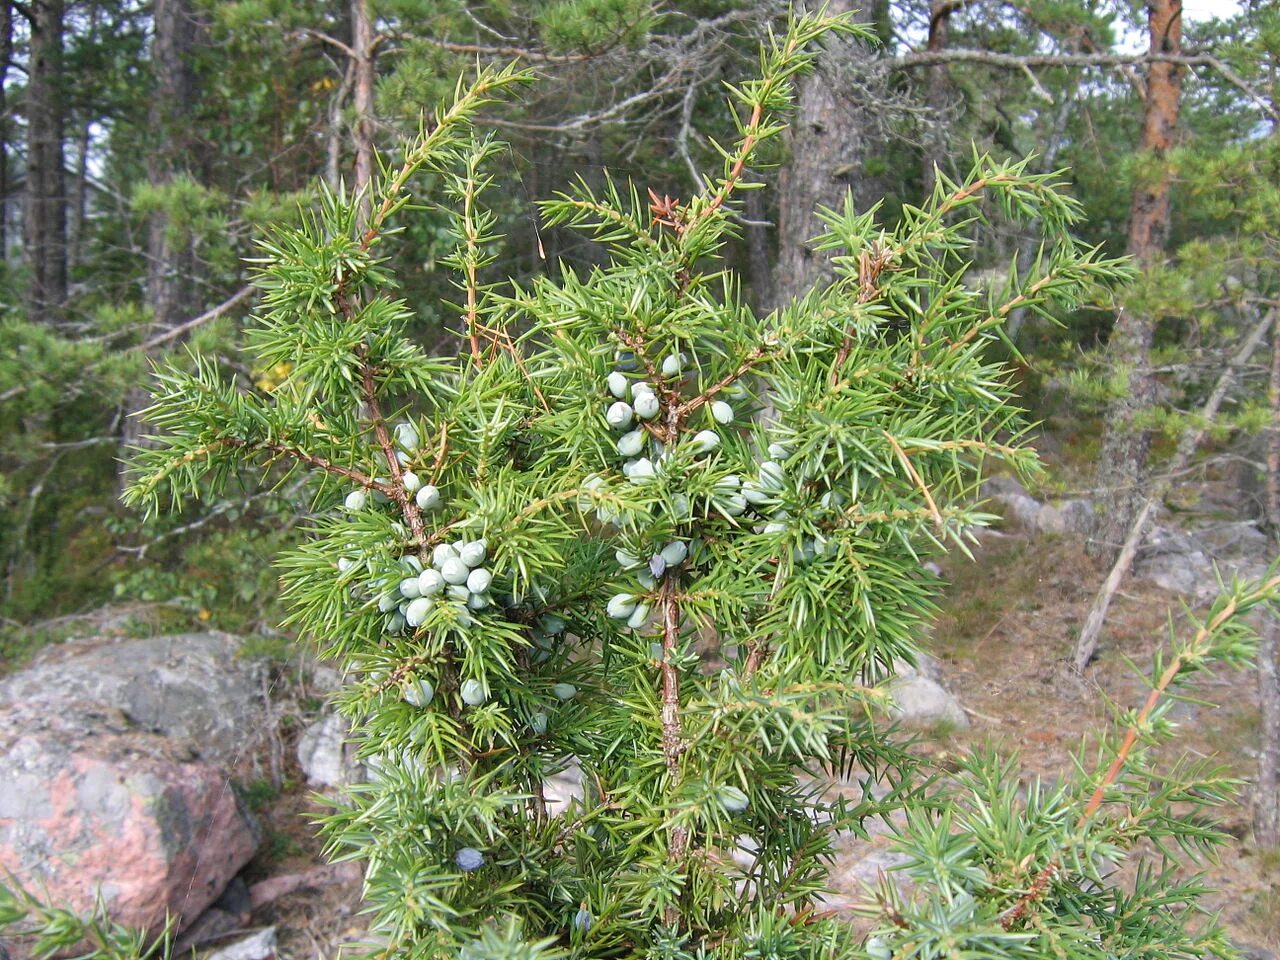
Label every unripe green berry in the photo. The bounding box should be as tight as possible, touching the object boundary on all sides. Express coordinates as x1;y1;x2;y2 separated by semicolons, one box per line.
617;430;645;457
467;591;490;610
394;422;420;452
399;578;422;599
447;584;471;602
441;557;469;585
631;381;654;400
721;785;749;813
759;460;785;490
418;569;445;596
690;429;720;453
337;557;355;574
432;543;457;567
607;371;629;399
539;614;566;635
552;682;577;701
531;712;549;734
415;484;441;510
607;593;637;619
615;548;641;568
403;678;433;707
661;352;684;377
626;602;650;629
459;540;487;567
606;401;634;429
466;567;492;593
344;489;368;511
624;457;656;483
659;540;688;566
633;392;660;420
710;400;734;424
402;471;421;493
405;597;433;627
460;678;487;706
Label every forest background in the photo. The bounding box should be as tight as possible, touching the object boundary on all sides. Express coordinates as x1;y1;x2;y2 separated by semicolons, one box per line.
1;0;1279;942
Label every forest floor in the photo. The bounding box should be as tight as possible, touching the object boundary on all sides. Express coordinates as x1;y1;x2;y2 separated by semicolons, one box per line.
238;494;1280;959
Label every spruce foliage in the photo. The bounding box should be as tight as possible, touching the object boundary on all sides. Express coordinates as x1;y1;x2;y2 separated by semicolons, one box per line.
123;11;1275;959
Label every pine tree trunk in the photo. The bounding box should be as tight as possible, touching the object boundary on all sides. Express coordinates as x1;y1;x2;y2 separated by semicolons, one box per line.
145;0;200;332
744;188;772;310
22;0;67;326
1256;313;1280;848
352;0;375;229
0;0;12;258
772;0;888;307
121;0;201;466
920;0;953;196
1089;0;1184;561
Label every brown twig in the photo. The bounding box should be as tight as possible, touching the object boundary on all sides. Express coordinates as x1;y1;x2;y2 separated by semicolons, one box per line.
999;574;1280;930
658;570;690;924
883;431;944;528
832;245;895;383
359;348;428;551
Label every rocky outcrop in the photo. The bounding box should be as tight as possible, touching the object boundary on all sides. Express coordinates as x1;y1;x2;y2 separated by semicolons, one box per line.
0;632;266;938
887;655;969;730
297;712;362;788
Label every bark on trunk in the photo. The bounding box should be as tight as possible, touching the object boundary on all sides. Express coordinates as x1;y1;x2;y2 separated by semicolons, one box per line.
1089;0;1184;561
352;0;375;229
772;0;888;307
1256;311;1280;848
921;0;953;196
145;0;200;333
0;0;13;257
22;0;67;326
744;188;772;311
121;0;202;467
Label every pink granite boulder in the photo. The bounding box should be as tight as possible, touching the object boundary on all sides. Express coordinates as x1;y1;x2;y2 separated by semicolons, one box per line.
0;632;265;937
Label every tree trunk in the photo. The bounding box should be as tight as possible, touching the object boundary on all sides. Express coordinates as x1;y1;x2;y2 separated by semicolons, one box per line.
121;0;202;466
145;0;200;332
921;0;953;196
772;0;889;307
1089;0;1184;561
1256;311;1280;848
352;0;375;229
22;0;67;326
744;187;772;311
0;0;13;258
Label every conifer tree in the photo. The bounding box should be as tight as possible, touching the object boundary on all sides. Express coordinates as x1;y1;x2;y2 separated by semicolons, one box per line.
123;11;1276;959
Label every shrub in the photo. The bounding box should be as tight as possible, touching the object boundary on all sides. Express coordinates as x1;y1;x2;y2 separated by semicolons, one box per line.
125;11;1273;959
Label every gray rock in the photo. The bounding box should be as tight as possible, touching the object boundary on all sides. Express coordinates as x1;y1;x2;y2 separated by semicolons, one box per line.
544;760;584;816
1035;499;1093;535
887;675;969;730
297;712;362;788
203;927;277;960
1134;549;1218;602
0;632;267;764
